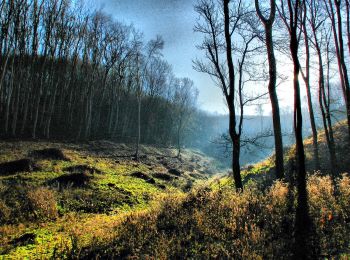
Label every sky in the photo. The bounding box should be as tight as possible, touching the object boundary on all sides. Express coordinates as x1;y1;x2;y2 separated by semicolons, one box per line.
89;0;228;114
91;0;299;115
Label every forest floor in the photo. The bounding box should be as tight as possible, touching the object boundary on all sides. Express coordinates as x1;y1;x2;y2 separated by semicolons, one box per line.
0;121;349;259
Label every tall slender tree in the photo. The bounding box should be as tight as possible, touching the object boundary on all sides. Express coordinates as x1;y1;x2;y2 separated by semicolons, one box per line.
278;0;311;258
308;0;337;173
300;0;320;170
194;0;258;190
255;0;284;179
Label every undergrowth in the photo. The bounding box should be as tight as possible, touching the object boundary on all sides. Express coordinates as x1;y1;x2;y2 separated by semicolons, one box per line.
61;173;350;259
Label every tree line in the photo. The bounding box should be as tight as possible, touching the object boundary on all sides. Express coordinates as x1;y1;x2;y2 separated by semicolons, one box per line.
0;0;198;155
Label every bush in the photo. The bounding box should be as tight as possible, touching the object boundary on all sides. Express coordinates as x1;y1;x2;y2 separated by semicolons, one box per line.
0;185;31;224
27;187;58;221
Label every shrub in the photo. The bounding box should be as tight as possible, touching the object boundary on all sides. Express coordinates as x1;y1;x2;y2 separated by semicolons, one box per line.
0;159;37;175
27;187;58;221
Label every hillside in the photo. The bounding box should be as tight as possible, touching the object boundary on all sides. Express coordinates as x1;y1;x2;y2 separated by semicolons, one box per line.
242;120;350;186
0;122;349;259
0;141;218;258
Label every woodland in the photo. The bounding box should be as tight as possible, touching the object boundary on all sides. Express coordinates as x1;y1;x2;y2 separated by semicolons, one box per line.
0;0;349;259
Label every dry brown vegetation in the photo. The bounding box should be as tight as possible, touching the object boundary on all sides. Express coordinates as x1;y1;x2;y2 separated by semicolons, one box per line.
67;174;350;259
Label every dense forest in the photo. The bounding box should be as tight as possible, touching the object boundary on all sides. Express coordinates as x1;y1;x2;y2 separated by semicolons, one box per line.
0;0;200;150
0;0;350;259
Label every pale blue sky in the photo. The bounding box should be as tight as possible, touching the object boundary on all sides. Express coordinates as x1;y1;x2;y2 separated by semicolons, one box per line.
92;0;227;114
89;0;303;115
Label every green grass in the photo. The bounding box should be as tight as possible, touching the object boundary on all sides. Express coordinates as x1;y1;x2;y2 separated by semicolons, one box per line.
0;141;215;258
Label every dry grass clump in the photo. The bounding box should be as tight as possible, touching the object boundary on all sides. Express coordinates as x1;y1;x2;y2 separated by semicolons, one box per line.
308;173;350;256
67;174;349;259
27;187;58;221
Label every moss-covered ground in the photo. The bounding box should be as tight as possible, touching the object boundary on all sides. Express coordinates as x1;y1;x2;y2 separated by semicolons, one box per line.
0;141;218;258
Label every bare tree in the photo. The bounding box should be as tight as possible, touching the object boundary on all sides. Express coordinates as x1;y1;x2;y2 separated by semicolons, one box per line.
194;0;259;190
172;78;198;158
134;36;164;160
278;0;311;258
299;0;320;169
255;0;285;179
324;0;350;138
308;0;337;172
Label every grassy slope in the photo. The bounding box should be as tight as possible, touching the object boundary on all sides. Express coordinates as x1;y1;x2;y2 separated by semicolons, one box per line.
68;121;349;259
0;121;349;259
0;141;218;258
241;120;350;185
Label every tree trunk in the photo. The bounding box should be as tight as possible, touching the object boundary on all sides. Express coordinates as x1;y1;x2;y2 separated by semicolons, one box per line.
177;116;182;158
301;14;319;170
112;97;120;138
4;55;15;134
45;81;58;139
224;0;243;190
11;77;20;136
290;21;311;260
266;25;284;179
256;0;284;179
231;132;243;191
346;0;350;55
135;96;141;160
32;70;44;139
325;46;338;172
20;82;30;135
